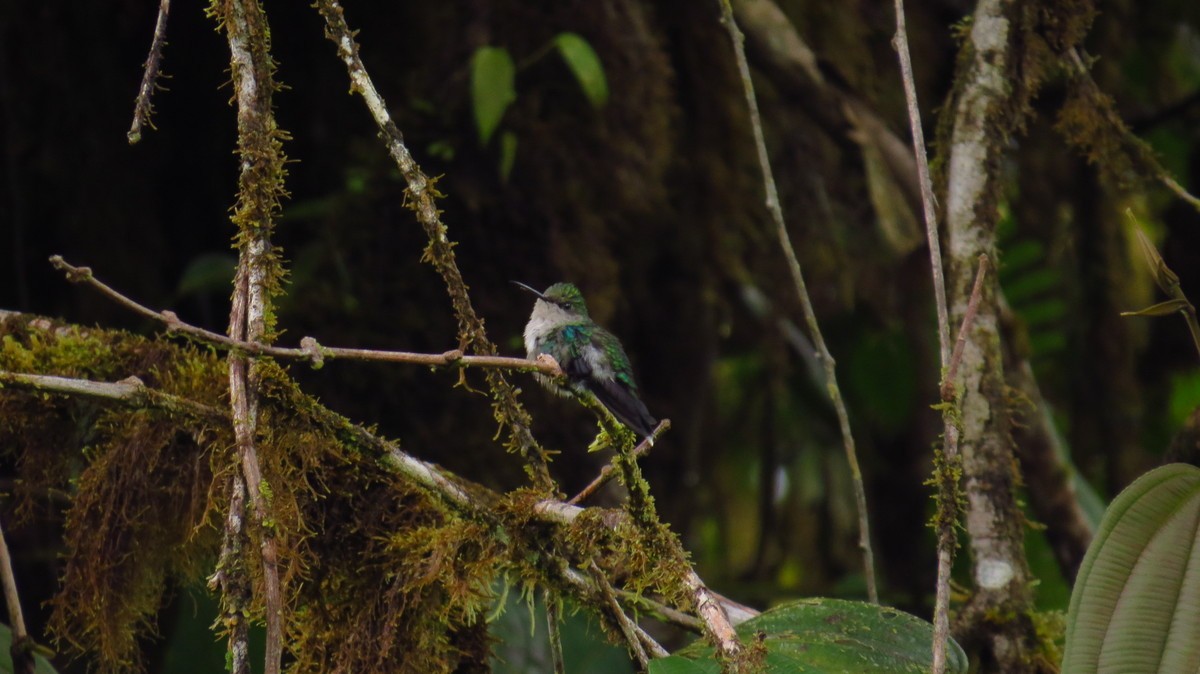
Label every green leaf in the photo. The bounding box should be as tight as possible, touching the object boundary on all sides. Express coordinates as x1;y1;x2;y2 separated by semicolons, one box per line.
1062;463;1200;673
176;253;237;298
671;598;968;673
1002;267;1058;304
1120;298;1191;318
471;46;517;146
498;131;518;182
999;239;1045;275
554;33;608;108
1169;370;1200;428
0;623;59;674
1020;299;1067;326
1131;224;1181;295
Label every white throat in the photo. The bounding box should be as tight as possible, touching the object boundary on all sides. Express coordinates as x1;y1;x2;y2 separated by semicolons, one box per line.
523;300;576;356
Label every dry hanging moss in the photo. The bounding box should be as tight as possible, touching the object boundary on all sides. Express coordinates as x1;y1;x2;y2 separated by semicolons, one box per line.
0;316;502;672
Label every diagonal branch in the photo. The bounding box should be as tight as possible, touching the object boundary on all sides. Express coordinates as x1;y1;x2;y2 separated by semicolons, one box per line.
568;420;670;505
718;0;878;605
732;0;923;223
0;516;33;674
1063;49;1200;214
314;0;555;492
128;0;171;144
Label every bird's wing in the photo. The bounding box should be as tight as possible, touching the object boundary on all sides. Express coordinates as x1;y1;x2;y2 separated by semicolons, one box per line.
562;325;657;438
585;375;658;438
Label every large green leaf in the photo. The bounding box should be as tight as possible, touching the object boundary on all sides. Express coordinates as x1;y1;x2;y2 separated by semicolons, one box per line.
1062;463;1200;673
470;46;517;146
664;598;967;673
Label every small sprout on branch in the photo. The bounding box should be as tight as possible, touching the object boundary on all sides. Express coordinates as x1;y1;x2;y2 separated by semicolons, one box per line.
1123;214;1200;359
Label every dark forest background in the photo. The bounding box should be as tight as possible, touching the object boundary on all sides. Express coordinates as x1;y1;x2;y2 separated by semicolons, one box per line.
3;0;1200;671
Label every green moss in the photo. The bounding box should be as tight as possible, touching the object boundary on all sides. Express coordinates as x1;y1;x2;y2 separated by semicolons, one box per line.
0;310;733;672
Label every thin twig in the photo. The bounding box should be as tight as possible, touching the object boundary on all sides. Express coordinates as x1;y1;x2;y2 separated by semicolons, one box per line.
891;0;949;362
544;589;565;674
567;420;670;505
128;0;171;144
573;397;746;663
0;517;33;674
942;255;990;400
718;0;877;604
891;0;959;668
49;255;559;376
557;568;673;657
615;589;704;632
588;563;650;670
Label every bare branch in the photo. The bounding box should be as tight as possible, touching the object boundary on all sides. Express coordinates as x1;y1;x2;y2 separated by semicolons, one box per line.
939;0;1042;668
588;563;650;669
568;419;670;505
128;0;171;144
49;255;558;376
0;517;33;674
891;0;949;363
717;0;877;604
943;255;990;400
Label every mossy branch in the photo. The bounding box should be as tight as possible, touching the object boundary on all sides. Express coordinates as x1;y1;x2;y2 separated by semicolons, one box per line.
1060;49;1200;214
1;314;760;671
313;0;556;493
213;0;289;670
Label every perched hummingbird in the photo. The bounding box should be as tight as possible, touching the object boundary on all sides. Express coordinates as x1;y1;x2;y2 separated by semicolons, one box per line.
514;281;658;438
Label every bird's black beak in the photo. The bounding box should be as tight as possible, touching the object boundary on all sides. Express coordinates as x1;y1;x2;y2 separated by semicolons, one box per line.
511;280;548;301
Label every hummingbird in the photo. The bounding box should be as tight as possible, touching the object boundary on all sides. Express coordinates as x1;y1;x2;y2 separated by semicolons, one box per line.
514;281;658;438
